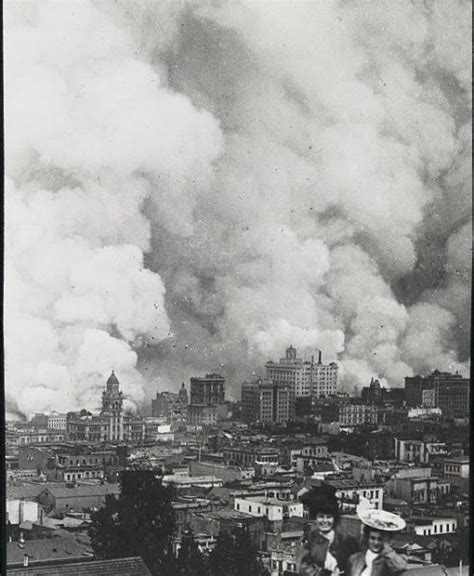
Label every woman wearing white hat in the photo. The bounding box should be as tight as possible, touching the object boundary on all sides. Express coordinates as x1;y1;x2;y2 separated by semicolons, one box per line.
346;509;408;576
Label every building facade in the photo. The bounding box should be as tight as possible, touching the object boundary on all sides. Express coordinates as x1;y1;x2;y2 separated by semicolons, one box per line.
405;371;470;416
190;374;225;405
265;346;338;401
394;438;447;464
339;403;378;426
47;412;67;430
241;379;292;423
223;447;280;467
188;404;217;427
67;372;146;443
151;384;188;423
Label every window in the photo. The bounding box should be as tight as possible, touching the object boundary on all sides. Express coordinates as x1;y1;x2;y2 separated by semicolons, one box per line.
236;503;240;510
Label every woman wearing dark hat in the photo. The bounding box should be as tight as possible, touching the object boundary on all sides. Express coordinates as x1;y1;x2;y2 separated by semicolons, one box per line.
346;509;408;576
297;483;359;576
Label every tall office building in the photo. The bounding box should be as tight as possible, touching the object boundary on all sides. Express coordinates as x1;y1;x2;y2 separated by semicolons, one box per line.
241;379;291;424
190;374;225;405
188;374;225;427
405;371;470;417
265;346;338;406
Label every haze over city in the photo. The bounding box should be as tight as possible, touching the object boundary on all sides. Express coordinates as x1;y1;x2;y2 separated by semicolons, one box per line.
5;0;471;419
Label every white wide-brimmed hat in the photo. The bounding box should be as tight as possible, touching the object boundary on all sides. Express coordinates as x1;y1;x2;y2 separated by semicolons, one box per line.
357;508;406;532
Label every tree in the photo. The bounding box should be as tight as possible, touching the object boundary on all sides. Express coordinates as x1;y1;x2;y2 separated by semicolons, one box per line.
209;530;237;576
89;470;177;575
177;528;208;576
233;526;269;576
209;527;269;576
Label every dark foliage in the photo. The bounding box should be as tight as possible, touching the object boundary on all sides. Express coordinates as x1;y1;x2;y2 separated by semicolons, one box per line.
89;470;176;575
209;526;269;576
176;529;208;576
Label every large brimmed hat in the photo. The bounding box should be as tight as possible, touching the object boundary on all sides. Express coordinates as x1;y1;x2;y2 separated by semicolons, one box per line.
300;483;339;517
358;508;406;532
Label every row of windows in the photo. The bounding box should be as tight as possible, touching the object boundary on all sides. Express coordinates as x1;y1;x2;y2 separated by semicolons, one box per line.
421;522;456;535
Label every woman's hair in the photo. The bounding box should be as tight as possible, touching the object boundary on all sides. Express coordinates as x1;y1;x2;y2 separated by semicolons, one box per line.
300;483;340;522
363;525;389;539
312;507;340;523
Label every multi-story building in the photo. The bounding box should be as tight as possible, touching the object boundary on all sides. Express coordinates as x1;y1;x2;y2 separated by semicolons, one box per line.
366;430;394;460
394;437;447;464
187;374;224;428
67;372;145;443
66;412;109;442
188;404;217;427
47;449;120;483
411;517;458;536
313;398;343;423
28;413;49;429
327;479;384;511
234;496;303;521
241;379;292;424
361;378;384;403
17;430;66;446
223;446;279;467
339;402;378;426
443;456;469;479
387;476;450;506
361;379;405;406
190;374;225;405
265;346;338;404
47;412;67;430
151;384;188;423
405;371;470;416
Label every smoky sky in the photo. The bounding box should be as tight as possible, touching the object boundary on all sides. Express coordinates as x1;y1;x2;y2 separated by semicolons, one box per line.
4;0;471;417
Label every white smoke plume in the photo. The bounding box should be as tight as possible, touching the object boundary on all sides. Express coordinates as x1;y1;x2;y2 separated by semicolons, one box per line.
5;0;471;414
4;1;222;416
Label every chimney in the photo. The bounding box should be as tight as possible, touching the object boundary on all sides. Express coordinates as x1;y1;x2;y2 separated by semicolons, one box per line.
311;355;314;365
23;554;29;567
318;351;322;365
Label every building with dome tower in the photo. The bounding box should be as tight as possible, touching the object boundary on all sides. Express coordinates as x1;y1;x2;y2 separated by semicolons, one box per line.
66;371;146;443
101;371;124;442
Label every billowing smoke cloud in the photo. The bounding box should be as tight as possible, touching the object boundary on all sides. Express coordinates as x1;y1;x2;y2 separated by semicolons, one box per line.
4;1;222;416
5;0;470;414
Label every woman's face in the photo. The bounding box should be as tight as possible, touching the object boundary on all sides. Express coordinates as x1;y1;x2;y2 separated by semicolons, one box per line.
367;530;386;554
315;512;335;533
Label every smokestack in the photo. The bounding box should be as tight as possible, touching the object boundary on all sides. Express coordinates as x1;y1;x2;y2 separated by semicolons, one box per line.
311;355;314;365
318;351;322;365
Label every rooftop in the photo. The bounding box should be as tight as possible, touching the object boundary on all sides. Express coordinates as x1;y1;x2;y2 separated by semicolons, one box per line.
7;556;152;575
40;483;120;499
444;456;469;464
7;485;49;501
7;534;92;566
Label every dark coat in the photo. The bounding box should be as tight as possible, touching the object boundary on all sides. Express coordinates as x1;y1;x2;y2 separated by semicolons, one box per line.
297;529;360;576
346;547;408;576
